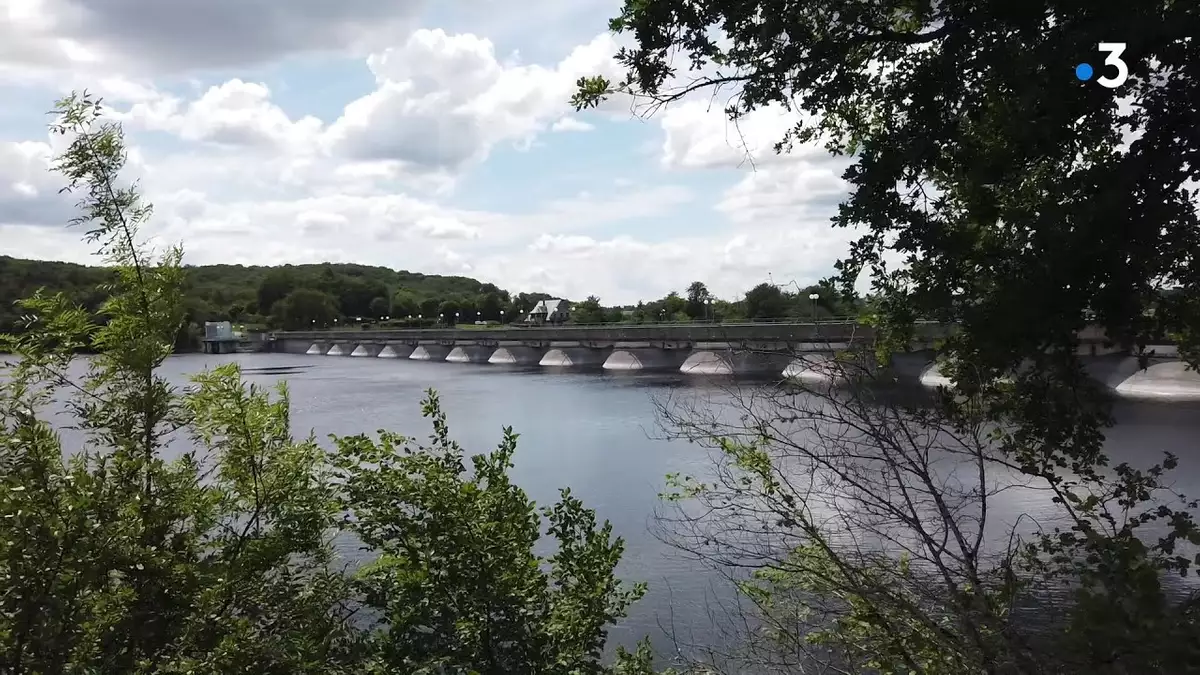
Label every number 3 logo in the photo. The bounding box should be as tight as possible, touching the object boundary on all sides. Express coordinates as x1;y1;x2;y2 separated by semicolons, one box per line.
1097;42;1129;89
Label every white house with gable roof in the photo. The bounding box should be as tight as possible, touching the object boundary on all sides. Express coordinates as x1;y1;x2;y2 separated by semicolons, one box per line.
524;299;570;325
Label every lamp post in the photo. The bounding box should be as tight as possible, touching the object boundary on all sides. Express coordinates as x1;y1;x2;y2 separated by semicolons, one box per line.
455;311;461;326
500;309;505;324
808;293;820;322
705;297;713;322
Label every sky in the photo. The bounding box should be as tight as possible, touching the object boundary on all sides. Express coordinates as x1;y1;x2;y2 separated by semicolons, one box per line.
0;0;862;305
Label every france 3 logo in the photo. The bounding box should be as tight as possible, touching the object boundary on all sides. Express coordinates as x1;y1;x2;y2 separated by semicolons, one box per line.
1074;43;1129;89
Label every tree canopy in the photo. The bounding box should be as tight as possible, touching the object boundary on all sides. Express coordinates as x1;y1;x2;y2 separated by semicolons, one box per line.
572;2;1200;673
575;0;1199;372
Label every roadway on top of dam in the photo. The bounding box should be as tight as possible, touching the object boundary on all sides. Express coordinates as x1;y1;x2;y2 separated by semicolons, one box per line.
273;320;939;344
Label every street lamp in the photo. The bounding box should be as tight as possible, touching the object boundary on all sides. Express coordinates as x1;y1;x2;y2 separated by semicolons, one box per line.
455;311;461;325
705;297;713;322
808;293;820;322
500;310;505;324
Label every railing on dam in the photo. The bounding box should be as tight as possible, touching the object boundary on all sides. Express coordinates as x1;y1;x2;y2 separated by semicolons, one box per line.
271;319;952;344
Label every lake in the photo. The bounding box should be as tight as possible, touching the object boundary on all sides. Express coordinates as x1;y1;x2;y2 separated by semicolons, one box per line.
24;351;1200;658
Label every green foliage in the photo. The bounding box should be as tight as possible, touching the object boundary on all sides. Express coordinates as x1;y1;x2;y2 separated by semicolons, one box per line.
277;287;340;329
0;91;360;675
332;390;648;674
0;92;651;675
577;3;1199;673
573;295;608;324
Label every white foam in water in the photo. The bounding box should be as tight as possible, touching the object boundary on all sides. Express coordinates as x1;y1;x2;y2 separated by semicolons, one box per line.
305;344;322;355
350;345;370;357
326;344;345;356
378;346;398;358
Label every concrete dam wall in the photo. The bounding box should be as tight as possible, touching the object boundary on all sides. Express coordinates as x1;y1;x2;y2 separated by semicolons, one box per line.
274;336;1200;402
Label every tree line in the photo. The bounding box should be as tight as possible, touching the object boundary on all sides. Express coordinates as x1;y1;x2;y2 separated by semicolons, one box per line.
1;257;864;349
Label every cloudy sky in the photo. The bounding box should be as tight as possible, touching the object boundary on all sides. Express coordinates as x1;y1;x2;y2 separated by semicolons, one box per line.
0;0;859;304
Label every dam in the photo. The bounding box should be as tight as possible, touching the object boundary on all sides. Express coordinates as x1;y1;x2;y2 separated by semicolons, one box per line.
271;322;1200;401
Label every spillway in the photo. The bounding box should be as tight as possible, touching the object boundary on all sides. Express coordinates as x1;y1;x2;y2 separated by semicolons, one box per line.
410;345;450;361
1089;357;1200;401
679;351;734;375
325;344;345;356
680;350;789;375
539;348;609;367
350;345;372;357
783;354;841;383
305;343;323;355
446;345;494;363
377;345;415;359
489;346;544;365
602;349;686;371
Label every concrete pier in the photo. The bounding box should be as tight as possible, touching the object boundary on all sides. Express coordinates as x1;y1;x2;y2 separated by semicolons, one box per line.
410;345;451;361
602;347;688;371
489;346;544;365
446;345;494;363
326;344;347;356
540;347;611;367
377;344;414;359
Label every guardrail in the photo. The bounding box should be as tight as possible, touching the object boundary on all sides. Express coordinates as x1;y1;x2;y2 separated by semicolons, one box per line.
268;321;950;345
284;317;872;334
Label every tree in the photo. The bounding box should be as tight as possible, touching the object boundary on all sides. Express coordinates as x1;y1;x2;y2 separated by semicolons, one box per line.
684;281;710;320
572;295;607;324
334;276;387;319
662;292;687;319
743;282;787;319
0;92;361;675
332;391;651;674
368;296;390;319
257;267;296;317
478;291;503;322
0;92;656;675
391;290;420;318
278;288;340;328
575;2;1200;670
419;297;441;318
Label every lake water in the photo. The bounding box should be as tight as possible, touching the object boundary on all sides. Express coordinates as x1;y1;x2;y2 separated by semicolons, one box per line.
23;352;1200;658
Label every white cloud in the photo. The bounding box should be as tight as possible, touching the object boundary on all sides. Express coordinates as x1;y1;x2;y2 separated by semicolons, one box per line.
0;0;427;78
0;1;866;305
410;216;481;240
551;116;594;132
118;79;323;150
0;140;74;226
321;29;622;171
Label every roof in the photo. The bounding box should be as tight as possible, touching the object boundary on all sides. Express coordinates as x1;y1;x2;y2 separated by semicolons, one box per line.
528;299;570;316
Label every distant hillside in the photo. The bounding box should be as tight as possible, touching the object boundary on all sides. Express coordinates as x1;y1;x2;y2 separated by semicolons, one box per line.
0;255;552;342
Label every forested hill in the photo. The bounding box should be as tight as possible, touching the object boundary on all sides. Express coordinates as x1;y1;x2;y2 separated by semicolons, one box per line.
0;255;551;338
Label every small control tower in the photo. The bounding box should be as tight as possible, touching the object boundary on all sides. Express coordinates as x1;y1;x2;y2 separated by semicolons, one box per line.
201;321;238;354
